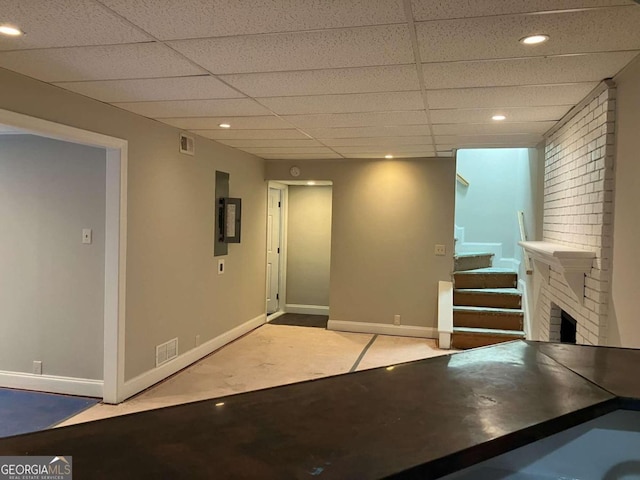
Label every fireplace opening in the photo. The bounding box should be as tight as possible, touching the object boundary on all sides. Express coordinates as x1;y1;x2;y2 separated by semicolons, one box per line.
561;310;577;344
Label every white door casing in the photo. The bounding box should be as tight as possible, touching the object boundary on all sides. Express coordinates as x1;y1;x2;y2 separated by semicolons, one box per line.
267;188;282;314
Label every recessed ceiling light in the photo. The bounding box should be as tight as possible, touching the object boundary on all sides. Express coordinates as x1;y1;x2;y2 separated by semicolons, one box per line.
218;123;231;128
520;34;549;45
492;115;507;121
384;154;394;159
0;25;24;36
306;181;316;186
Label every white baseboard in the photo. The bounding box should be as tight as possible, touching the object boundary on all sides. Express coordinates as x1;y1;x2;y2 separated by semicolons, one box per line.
327;320;437;339
0;371;103;398
285;304;329;315
119;313;266;403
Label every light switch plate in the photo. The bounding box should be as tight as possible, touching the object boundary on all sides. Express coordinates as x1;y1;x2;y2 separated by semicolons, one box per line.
82;228;92;244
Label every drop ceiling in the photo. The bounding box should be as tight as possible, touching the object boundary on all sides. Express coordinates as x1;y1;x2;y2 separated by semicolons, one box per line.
1;0;639;159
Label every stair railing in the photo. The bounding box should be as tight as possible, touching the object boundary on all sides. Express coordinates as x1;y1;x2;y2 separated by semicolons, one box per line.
517;211;533;275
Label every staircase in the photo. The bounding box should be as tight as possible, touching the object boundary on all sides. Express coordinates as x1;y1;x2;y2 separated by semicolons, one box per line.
451;253;525;349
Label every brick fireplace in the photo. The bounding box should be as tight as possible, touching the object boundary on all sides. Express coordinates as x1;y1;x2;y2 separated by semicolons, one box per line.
536;81;616;345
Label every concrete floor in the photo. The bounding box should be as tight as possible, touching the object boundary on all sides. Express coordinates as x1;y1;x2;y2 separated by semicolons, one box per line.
58;324;453;427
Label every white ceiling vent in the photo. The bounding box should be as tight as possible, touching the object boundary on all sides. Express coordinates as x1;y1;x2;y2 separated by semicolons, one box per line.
179;133;195;156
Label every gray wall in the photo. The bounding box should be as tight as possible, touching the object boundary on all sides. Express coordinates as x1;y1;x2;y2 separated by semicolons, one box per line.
267;158;455;329
609;55;640;348
0;135;105;379
0;67;267;381
286;185;332;307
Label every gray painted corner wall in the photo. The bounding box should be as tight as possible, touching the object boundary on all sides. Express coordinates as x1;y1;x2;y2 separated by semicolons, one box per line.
286;185;332;306
0;67;267;381
609;55;640;348
0;135;105;379
266;158;455;329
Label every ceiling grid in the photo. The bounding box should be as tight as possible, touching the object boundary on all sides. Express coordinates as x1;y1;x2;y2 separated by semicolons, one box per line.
0;0;638;159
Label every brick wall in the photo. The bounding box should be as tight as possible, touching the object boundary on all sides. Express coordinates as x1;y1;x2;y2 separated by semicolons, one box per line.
537;82;616;345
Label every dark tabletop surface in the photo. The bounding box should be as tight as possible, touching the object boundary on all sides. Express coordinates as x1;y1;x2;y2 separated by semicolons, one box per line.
533;341;640;400
0;341;633;479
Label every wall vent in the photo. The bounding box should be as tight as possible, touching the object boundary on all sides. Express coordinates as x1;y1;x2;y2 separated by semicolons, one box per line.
156;337;179;367
179;133;195;156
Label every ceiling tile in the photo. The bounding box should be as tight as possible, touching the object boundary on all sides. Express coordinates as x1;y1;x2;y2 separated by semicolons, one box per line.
191;129;308;140
433;122;557;135
427;84;598;109
257;91;424;115
334;145;437;154
416;7;640;63
100;0;405;40
168;25;413;75
410;0;633;21
305;125;431;138
284;111;429;129
221;65;420;97
0;0;151;51
113;98;271;118
435;133;543;146
257;153;343;160
240;147;336;154
53;76;243;102
0;43;204;82
322;136;433;146
160;116;291;130
421;52;639;89
216;139;322;148
431;106;570;124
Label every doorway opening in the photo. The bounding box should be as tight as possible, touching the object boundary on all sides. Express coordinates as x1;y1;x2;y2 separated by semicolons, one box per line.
266;180;332;328
0;108;127;404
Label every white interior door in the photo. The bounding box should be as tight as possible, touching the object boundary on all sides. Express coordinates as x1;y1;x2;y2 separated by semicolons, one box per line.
267;187;282;314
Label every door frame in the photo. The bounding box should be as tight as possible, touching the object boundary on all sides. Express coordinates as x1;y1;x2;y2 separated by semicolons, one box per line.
0;107;127;404
266;181;288;321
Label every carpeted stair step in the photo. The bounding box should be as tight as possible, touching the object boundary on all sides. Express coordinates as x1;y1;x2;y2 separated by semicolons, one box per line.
453;252;494;272
453;267;517;289
451;327;525;350
453;306;524;331
454;288;522;309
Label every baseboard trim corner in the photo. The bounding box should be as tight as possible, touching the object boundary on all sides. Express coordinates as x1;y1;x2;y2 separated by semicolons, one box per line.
119;313;266;403
285;304;329;315
327;320;437;339
0;370;103;398
266;310;286;322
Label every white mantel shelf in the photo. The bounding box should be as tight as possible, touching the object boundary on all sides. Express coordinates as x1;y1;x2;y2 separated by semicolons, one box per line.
518;241;596;303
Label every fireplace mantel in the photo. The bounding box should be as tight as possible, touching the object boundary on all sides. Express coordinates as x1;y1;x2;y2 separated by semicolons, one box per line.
519;241;596;303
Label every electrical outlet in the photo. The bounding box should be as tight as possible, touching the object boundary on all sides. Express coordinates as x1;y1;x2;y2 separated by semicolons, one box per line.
393;314;401;325
33;361;42;375
195;334;201;347
435;244;446;256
